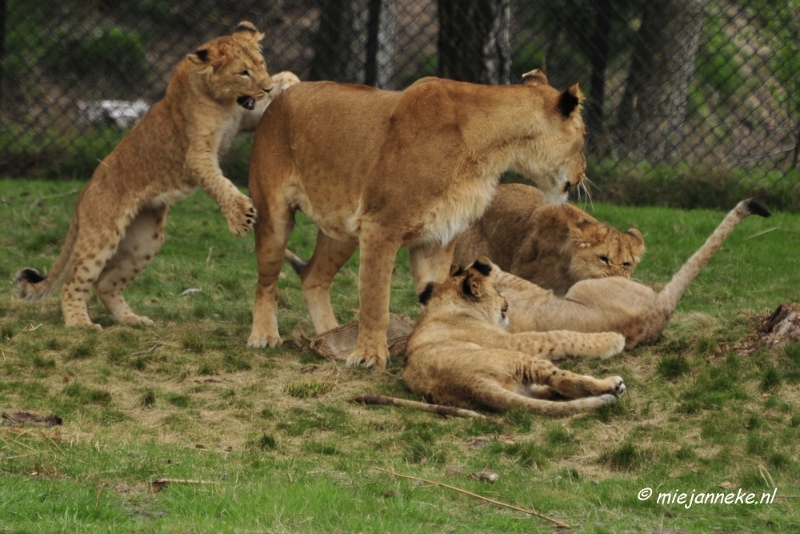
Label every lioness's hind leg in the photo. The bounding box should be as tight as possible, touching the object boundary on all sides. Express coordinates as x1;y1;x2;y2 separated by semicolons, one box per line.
301;231;358;334
248;203;295;348
94;206;167;326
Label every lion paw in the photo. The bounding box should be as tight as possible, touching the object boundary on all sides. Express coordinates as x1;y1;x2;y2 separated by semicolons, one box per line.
345;350;388;372
118;314;155;327
599;394;617;403
227;196;257;237
606;376;626;397
247;330;282;348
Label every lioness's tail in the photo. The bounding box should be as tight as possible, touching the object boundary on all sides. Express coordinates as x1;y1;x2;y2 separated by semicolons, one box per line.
283;249;307;275
14;215;79;302
656;199;771;315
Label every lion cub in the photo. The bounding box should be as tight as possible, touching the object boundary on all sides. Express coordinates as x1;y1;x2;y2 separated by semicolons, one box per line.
14;23;289;329
404;260;626;416
453;184;645;295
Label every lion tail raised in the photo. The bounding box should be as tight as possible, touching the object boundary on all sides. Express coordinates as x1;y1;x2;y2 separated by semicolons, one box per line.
14;214;79;302
656;199;771;316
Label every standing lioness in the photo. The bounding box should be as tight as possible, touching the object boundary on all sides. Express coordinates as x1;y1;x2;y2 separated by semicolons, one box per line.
248;71;587;372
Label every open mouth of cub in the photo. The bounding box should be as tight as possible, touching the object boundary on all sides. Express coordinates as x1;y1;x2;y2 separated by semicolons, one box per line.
236;95;257;110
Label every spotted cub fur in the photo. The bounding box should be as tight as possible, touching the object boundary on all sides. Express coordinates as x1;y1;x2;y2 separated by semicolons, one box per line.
404;260;626;416
14;22;286;329
453;183;645;295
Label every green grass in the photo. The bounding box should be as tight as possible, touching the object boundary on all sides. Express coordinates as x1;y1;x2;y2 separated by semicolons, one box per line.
1;179;800;532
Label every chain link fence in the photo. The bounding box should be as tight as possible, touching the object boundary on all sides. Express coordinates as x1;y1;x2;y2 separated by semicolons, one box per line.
2;0;799;210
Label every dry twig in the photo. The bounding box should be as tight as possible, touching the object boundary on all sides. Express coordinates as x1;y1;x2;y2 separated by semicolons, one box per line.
131;342;163;356
376;468;570;529
349;394;500;424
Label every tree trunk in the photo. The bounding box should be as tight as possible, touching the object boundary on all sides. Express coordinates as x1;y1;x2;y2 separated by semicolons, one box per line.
437;0;510;85
586;0;612;154
616;0;706;161
310;0;396;87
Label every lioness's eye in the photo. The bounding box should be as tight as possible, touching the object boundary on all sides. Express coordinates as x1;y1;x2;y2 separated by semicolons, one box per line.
599;256;610;265
240;70;250;76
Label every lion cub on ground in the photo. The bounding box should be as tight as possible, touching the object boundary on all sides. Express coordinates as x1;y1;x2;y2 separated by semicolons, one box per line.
493;199;771;348
453;183;645;295
14;23;284;329
404;260;626;416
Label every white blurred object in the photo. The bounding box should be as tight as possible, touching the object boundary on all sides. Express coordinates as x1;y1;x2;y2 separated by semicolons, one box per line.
78;99;150;129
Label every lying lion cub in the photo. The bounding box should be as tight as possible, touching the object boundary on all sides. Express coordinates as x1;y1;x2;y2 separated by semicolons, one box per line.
453;183;645;294
247;70;587;372
493;199;771;348
404;260;626;416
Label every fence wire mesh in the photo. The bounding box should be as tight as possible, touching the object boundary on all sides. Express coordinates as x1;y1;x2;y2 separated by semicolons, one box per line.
1;0;799;210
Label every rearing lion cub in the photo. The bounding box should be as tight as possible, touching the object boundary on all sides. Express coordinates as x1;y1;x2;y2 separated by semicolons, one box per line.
404;260;626;416
14;23;282;329
247;70;587;372
453;183;645;294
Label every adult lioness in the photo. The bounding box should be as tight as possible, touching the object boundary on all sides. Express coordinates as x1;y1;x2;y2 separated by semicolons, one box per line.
14;23;275;328
247;70;587;372
453;183;645;294
492;199;771;348
404;260;626;416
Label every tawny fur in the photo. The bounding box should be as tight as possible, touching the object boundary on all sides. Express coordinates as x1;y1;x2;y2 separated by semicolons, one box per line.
490;199;771;349
453;183;645;294
13;23;299;329
404;261;626;416
247;70;588;372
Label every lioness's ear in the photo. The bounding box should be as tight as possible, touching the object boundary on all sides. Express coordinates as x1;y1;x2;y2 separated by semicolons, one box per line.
234;20;265;43
418;283;436;305
556;84;583;117
521;69;548;86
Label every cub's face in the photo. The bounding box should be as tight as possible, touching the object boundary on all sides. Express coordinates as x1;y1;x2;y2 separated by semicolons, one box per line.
569;224;645;280
420;260;509;329
189;22;274;109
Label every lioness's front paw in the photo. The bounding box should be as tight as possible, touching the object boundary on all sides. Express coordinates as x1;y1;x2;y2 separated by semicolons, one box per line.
227;196;257;236
118;314;155;327
345;349;388;372
247;330;282;348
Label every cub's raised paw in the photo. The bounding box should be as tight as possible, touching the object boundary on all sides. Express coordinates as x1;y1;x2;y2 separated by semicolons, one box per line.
227;196;257;237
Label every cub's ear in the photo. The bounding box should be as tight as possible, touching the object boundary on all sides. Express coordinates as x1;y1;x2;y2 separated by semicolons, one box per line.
418;283;436;305
234;20;265;43
521;69;548;86
462;272;486;300
449;264;464;277
626;228;646;257
471;257;492;276
191;48;210;63
556;84;584;118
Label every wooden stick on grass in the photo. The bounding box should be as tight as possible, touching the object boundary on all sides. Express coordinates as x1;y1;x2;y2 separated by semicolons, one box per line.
348;394;500;424
376;468;570;529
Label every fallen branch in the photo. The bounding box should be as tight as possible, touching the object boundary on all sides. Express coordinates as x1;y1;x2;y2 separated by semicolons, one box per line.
348;394;500;424
131;342;163;356
150;478;215;493
376;468;570;529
